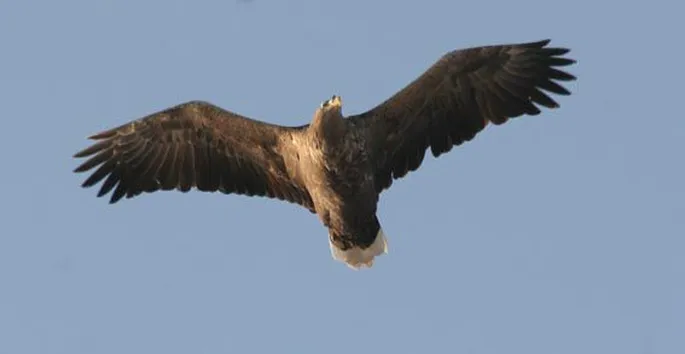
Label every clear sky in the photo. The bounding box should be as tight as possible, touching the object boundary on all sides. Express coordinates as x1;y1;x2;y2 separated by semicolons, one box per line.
1;0;683;353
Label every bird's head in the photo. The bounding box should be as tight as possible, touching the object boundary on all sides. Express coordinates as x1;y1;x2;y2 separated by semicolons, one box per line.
317;95;343;115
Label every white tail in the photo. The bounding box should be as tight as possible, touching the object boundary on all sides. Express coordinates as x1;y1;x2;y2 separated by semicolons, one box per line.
329;228;388;269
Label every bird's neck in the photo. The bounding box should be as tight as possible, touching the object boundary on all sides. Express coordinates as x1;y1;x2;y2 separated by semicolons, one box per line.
311;115;345;149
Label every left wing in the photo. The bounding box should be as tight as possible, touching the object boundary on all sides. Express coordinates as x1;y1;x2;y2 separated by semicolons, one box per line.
347;39;576;192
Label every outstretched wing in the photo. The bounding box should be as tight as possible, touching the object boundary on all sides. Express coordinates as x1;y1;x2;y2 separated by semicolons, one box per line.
348;39;576;192
73;100;315;211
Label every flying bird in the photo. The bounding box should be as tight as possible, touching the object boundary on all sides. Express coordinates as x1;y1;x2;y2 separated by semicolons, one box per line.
73;39;576;269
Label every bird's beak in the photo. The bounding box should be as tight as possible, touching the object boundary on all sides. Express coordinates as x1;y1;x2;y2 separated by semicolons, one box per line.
330;95;342;107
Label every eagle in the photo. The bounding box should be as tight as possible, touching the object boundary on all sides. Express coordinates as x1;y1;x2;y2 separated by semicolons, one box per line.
73;39;576;269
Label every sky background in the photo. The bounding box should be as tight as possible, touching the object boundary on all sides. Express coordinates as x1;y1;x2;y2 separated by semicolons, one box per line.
0;0;683;353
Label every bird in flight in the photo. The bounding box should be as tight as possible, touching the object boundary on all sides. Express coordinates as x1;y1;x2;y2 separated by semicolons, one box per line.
74;39;576;269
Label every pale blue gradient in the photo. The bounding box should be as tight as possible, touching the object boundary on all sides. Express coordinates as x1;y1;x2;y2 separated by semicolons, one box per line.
0;1;683;353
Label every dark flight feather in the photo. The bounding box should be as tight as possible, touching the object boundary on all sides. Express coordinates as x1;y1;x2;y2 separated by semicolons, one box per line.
347;39;576;191
74;101;315;211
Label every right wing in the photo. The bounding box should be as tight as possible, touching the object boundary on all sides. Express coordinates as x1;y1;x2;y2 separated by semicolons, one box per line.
73;100;315;212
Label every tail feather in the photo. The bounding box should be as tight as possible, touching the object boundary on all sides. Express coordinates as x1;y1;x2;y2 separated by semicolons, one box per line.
329;228;388;269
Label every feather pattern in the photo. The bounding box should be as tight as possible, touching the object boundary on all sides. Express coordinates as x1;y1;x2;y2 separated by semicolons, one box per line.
74;101;315;210
347;39;576;191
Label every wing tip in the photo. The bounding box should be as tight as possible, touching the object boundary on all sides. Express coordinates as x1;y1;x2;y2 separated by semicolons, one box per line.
73;164;88;173
521;38;551;48
87;130;116;140
73;148;96;159
527;38;575;59
538;38;552;46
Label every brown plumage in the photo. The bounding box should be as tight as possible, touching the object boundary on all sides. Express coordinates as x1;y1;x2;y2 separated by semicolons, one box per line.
74;39;576;269
73;102;315;210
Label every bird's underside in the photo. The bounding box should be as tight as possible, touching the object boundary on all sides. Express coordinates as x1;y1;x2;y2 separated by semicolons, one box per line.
73;39;576;269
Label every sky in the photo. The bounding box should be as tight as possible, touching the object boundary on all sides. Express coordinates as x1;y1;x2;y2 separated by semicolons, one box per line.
0;0;683;353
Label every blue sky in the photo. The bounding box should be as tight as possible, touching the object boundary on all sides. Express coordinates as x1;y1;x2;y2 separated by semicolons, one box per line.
1;0;683;353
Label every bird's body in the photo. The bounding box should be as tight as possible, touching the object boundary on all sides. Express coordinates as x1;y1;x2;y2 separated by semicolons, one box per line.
74;39;576;269
299;98;388;266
